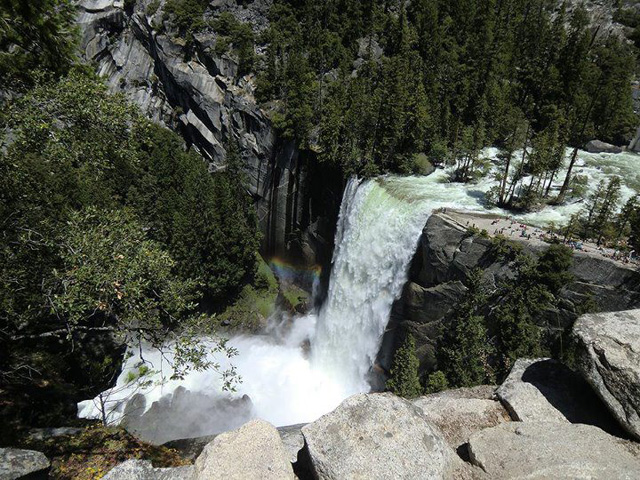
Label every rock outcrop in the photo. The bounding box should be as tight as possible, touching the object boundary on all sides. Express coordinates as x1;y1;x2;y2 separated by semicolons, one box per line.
102;460;195;480
195;419;294;479
382;212;640;375
468;422;640;479
301;393;460;480
76;0;343;268
574;310;640;440
0;448;50;480
121;387;253;444
104;419;293;479
495;358;625;435
413;386;510;451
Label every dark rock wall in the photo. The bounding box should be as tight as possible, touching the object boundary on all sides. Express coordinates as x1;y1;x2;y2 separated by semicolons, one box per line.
76;0;342;270
379;213;640;376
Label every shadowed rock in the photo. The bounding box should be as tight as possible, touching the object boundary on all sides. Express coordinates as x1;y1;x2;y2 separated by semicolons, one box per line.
121;387;253;444
574;310;640;440
496;358;625;436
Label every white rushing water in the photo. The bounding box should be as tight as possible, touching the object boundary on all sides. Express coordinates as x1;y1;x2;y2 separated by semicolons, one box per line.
79;148;639;436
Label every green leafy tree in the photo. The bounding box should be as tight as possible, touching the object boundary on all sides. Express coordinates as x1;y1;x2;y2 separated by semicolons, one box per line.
50;207;239;381
387;334;423;399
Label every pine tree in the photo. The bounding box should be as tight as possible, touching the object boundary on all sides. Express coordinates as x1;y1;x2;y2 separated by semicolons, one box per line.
387;334;423;399
438;268;494;387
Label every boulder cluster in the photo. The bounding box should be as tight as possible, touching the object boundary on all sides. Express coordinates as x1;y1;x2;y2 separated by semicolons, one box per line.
6;309;640;479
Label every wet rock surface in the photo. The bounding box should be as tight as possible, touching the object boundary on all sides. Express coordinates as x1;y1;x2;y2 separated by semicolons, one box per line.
121;387;253;445
76;0;343;267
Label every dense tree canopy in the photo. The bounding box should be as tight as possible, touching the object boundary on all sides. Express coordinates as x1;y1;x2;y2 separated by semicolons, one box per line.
0;71;258;408
0;0;77;90
254;0;637;178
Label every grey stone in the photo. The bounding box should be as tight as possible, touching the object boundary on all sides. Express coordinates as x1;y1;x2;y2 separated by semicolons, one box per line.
403;281;467;325
301;393;457;480
413;388;510;450
277;423;306;464
497;358;573;423
102;460;195;480
27;427;83;442
468;422;640;479
496;358;625;435
162;422;306;464
574;310;640;440
0;448;50;480
194;419;294;480
585;139;624;154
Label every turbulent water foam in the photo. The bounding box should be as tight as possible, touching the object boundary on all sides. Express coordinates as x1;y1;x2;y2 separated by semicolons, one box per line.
79;149;639;436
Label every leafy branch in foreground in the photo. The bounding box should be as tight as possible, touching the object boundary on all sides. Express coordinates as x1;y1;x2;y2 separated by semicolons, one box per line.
48;207;240;386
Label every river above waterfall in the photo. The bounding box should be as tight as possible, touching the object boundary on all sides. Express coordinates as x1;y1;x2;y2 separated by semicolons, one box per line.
78;148;639;442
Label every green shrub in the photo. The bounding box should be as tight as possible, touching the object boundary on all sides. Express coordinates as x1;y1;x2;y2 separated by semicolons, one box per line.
424;371;449;394
387;334;423;399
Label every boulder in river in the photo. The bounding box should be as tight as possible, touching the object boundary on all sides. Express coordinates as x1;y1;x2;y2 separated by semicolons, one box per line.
585;139;624;154
574;309;640;440
0;448;50;480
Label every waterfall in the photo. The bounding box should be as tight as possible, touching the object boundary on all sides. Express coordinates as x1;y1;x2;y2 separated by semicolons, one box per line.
311;177;446;389
80;148;633;438
79;175;452;434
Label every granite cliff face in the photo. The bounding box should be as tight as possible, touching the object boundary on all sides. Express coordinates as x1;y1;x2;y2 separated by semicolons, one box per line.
76;0;343;268
380;212;640;375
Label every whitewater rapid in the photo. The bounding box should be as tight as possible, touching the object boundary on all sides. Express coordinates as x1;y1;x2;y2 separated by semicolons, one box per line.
78;148;639;435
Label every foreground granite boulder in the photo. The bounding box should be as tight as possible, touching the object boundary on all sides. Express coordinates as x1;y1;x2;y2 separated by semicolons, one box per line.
468;422;640;478
413;386;509;450
497;359;570;423
496;358;623;435
195;419;294;480
0;448;50;480
301;393;458;480
574;310;640;440
102;459;194;480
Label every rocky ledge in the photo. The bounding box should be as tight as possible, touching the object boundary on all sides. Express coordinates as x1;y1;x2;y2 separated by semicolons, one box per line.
90;309;640;479
382;211;640;375
76;0;344;267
